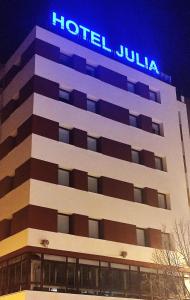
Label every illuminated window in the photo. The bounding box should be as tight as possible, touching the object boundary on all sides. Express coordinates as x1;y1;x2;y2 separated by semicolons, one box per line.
158;193;168;209
155;156;163;170
152;122;160;135
132;149;140;164
59;128;70;143
87;99;96;113
134;188;143;203
86;64;96;77
88;176;98;193
89;219;99;238
87;136;97;151
136;228;146;246
58;169;70;186
129;114;138;127
149;90;159;102
59;89;70;103
59;53;72;67
127;81;135;93
58;214;70;233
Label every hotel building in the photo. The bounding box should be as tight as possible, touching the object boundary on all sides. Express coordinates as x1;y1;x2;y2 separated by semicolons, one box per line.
0;25;190;300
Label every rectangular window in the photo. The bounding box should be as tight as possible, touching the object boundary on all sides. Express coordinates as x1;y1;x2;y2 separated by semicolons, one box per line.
127;81;135;93
59;89;70;103
87;136;97;152
89;219;99;238
58;214;69;233
58;169;70;186
134;188;143;203
149;90;158;102
132;149;140;164
136;228;146;246
158;193;167;209
129;114;138;128
155;156;163;170
59;128;70;144
161;233;171;250
152;122;160;135
86;64;96;77
59;53;72;67
87;99;96;113
88;176;98;193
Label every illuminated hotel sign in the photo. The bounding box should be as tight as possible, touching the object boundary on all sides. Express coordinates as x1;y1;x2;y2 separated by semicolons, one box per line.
52;11;160;75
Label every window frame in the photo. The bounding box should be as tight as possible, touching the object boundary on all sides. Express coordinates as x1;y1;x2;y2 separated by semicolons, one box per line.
88;176;98;193
155;156;163;171
87;136;98;152
59;89;71;104
58;169;70;187
129;114;138;128
134;187;143;204
59;127;70;144
86;64;96;77
136;228;146;247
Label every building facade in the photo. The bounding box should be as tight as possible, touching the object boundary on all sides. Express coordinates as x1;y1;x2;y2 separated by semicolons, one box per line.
0;25;190;300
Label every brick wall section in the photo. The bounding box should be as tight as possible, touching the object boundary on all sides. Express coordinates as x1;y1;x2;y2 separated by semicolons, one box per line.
96;66;127;89
11;205;57;235
98;176;134;201
138;115;153;133
16;115;59;145
72;55;86;73
70;90;87;110
19;75;59;105
0;177;13;198
70;169;88;191
140;150;155;168
0;137;15;160
143;188;158;207
13;158;58;188
98;137;132;161
97;100;129;125
100;219;137;244
146;228;162;249
0;219;11;241
135;82;150;99
70;128;87;149
21;38;60;66
70;214;89;237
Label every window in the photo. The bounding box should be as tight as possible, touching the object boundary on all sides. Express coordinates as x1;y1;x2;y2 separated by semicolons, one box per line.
155;156;163;170
87;136;97;152
87;99;96;113
59;128;70;143
59;89;70;103
129;114;138;127
127;81;135;93
88;176;98;193
149;90;159;102
161;233;171;250
158;193;168;209
136;228;146;246
134;188;143;203
86;64;96;77
59;53;72;67
58;169;70;186
132;150;140;164
152;122;160;135
58;214;69;233
89;219;99;238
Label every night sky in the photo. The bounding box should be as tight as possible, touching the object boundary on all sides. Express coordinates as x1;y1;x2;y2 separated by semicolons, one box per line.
0;0;190;96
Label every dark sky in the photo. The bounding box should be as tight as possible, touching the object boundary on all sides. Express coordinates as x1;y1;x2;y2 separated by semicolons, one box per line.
0;0;190;96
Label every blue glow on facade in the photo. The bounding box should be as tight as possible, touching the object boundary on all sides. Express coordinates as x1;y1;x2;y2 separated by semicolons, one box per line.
52;11;160;75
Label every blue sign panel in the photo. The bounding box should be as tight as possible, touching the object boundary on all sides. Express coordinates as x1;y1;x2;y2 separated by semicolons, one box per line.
52;11;160;75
